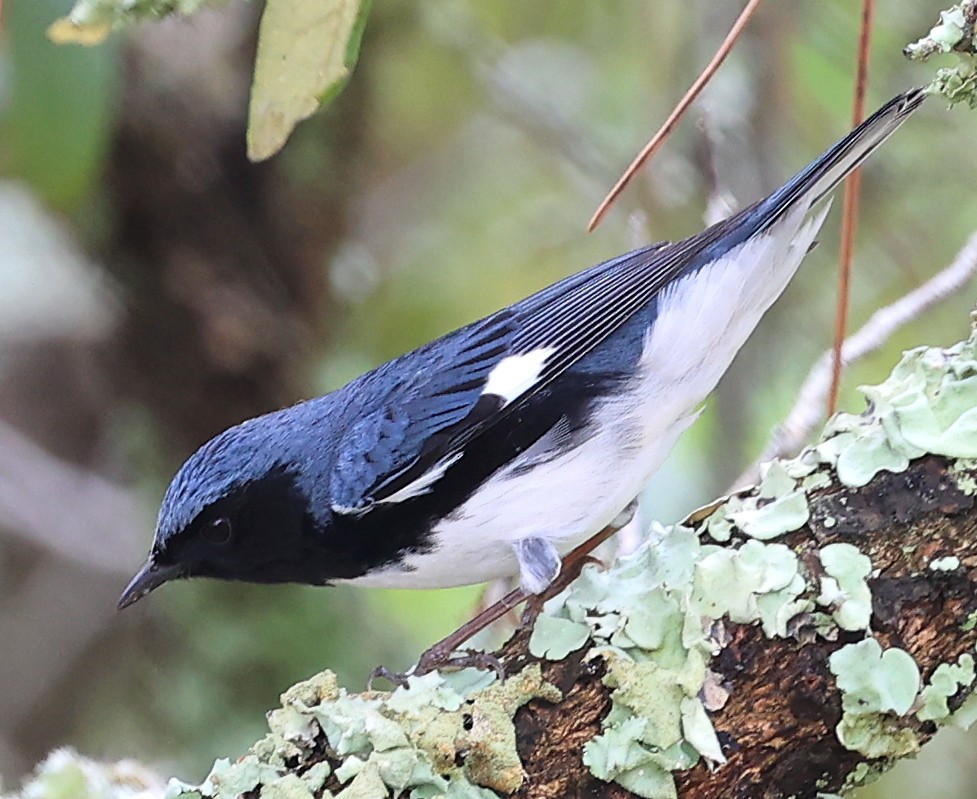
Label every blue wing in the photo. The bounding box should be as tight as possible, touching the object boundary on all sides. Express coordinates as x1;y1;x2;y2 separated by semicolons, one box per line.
329;89;923;514
328;240;667;512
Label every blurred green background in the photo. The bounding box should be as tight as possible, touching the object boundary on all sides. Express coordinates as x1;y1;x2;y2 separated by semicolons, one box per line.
0;0;975;795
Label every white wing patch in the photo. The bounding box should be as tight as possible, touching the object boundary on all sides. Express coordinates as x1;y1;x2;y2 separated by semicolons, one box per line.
375;452;463;506
483;347;556;405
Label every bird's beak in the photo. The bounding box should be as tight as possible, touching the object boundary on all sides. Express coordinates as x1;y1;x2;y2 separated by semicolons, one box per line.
117;558;182;610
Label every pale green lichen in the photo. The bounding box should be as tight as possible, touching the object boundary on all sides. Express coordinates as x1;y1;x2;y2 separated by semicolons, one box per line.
948;689;977;729
757;460;797;499
1;748;164;799
834;426;911;488
528;614;590;660
582;651;701;799
906;6;970;58
905;3;977;108
829;640;922;757
835;714;920;760
817;544;873;631
840;760;884;793
165;665;557;799
726;489;811;540
455;667;562;793
951;459;977;495
334;762;386;799
705;462;812;542
790;328;977;491
692;541;810;637
916;654;976;721
953;471;977;495
61;0;218;29
929;555;962;571
532;515;824;797
864;345;977;459
831;640;921;716
48;0;226;45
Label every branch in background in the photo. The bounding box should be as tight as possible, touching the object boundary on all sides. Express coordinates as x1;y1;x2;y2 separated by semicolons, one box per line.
587;0;763;231
733;229;977;490
828;0;876;416
0;419;145;574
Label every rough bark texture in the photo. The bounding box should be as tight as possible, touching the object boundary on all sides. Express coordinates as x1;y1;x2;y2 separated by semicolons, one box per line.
10;429;977;799
219;453;977;799
488;454;977;799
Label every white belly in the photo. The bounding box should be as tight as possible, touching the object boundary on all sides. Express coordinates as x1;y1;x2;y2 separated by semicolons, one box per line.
347;203;827;589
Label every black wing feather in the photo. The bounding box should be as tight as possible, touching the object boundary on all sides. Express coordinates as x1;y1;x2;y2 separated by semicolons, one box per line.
333;89;923;511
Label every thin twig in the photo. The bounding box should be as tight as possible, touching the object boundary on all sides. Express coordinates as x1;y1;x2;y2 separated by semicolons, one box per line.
731;230;977;491
587;0;763;232
827;0;876;415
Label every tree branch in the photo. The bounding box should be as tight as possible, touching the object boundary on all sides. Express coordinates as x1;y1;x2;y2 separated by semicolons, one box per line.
11;328;977;799
0;419;145;574
734;228;977;490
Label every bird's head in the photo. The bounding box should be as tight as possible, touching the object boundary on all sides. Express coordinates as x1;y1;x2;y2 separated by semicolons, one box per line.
118;414;330;609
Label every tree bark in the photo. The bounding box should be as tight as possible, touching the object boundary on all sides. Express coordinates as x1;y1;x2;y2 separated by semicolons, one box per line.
502;454;977;799
12;334;977;799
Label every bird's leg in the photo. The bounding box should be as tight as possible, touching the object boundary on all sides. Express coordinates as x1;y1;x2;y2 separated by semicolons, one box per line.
369;586;527;688
369;501;639;688
413;586;526;676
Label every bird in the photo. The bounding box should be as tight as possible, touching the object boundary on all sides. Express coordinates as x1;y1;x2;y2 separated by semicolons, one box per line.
118;89;923;664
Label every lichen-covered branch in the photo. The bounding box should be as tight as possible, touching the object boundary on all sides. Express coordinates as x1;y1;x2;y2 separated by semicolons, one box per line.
905;1;977;108
734;228;977;489
11;331;977;799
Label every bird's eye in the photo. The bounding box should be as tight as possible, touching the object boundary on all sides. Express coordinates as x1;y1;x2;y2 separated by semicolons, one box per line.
201;517;233;545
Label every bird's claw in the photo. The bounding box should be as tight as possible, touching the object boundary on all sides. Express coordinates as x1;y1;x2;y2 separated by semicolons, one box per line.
369;649;505;690
367;664;411;690
417;649;506;680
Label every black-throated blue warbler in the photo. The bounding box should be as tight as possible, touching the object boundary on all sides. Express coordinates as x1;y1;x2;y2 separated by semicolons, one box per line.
119;90;923;643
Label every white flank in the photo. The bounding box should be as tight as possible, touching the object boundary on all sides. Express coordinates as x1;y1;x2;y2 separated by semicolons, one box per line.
347;203;833;591
483;348;556;405
375;452;463;505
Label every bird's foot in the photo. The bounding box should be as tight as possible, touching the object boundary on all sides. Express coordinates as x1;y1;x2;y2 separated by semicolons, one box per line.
367;586;526;689
367;511;635;689
367;664;411;690
417;648;506;679
368;649;505;690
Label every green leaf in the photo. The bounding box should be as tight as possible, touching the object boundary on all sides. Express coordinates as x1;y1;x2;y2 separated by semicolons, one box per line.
247;0;371;162
4;0;120;209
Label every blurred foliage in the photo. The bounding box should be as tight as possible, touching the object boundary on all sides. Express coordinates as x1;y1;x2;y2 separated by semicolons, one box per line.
248;0;371;160
1;1;977;797
1;0;120;209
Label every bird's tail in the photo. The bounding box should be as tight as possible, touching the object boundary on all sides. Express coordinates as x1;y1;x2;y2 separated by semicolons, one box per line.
759;88;925;225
